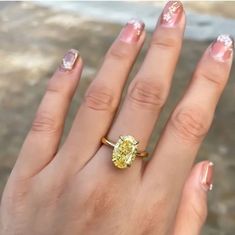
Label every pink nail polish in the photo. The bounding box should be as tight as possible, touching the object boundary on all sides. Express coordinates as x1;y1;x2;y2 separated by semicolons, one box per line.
210;34;234;62
160;1;183;27
201;162;214;191
60;49;80;71
119;19;145;43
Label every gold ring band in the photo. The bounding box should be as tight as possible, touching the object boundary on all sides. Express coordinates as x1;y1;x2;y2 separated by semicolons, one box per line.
101;135;148;169
102;137;148;157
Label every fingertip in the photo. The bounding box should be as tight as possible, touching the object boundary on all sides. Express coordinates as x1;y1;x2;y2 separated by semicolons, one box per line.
209;35;234;63
53;48;83;79
200;161;214;192
201;35;234;75
118;19;145;45
173;161;212;235
60;48;81;71
187;161;214;192
183;161;214;223
158;0;186;30
47;50;84;96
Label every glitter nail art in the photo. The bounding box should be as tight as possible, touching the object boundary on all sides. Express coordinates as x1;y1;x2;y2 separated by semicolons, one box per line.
128;19;145;37
119;19;145;43
210;34;234;62
60;49;80;71
217;34;234;48
161;1;183;27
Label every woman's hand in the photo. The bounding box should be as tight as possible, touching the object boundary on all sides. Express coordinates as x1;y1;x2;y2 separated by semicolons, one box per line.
0;1;233;235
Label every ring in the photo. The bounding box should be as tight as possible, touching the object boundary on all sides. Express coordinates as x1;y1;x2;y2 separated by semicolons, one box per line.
101;135;148;169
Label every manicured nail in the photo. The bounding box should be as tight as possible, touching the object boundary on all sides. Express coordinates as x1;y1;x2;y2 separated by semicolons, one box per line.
201;162;214;191
60;49;80;71
119;19;145;43
210;35;234;62
160;1;183;27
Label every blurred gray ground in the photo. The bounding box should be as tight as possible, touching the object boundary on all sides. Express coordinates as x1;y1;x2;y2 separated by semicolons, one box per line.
0;2;235;235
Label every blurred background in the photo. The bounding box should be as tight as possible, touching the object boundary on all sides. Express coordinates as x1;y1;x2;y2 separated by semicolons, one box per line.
0;1;235;234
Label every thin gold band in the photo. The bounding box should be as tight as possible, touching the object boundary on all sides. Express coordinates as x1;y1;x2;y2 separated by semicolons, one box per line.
101;137;148;158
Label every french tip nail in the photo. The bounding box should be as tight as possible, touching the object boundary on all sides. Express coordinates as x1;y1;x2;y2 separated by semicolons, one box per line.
210;34;234;62
208;161;214;167
128;18;145;29
160;1;184;27
209;183;213;191
128;18;145;37
217;34;234;49
208;162;214;191
119;18;145;43
201;161;214;192
60;48;80;71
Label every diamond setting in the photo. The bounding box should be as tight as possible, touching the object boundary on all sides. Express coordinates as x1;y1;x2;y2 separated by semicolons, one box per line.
112;135;138;169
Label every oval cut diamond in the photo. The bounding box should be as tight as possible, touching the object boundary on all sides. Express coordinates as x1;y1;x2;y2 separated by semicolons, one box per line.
112;135;138;169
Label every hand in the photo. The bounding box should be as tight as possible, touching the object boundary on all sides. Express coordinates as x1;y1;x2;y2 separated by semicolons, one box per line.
0;1;233;235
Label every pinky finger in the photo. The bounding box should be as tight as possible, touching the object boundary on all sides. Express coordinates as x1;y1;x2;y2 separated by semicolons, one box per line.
14;49;83;179
172;161;214;235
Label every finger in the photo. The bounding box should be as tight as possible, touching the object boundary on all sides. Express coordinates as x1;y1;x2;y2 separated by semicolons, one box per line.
56;20;146;172
145;35;233;192
172;161;214;235
96;1;185;170
14;49;82;179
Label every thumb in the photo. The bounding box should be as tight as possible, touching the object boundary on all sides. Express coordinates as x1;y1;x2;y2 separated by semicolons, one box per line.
172;161;214;235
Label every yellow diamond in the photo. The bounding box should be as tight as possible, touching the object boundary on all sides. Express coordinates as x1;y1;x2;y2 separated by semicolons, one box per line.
112;135;138;169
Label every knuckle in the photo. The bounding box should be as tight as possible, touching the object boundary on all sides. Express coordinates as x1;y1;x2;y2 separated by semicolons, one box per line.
139;193;169;234
170;107;210;142
47;79;71;99
84;84;117;112
33;177;64;208
47;79;63;94
128;80;165;111
90;187;114;216
151;33;179;50
106;42;132;61
2;179;31;212
195;72;224;88
31;111;60;134
79;181;115;217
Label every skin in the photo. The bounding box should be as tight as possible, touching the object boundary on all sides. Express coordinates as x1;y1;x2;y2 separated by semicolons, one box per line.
0;2;233;235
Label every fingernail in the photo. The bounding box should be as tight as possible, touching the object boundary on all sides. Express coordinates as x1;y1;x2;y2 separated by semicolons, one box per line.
119;19;145;43
160;1;183;27
210;34;234;62
201;162;214;192
60;49;80;71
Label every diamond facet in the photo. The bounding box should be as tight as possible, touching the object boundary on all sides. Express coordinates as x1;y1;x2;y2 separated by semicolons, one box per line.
112;135;138;169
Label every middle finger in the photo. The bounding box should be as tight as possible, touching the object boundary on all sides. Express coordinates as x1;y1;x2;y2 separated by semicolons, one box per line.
97;1;185;172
